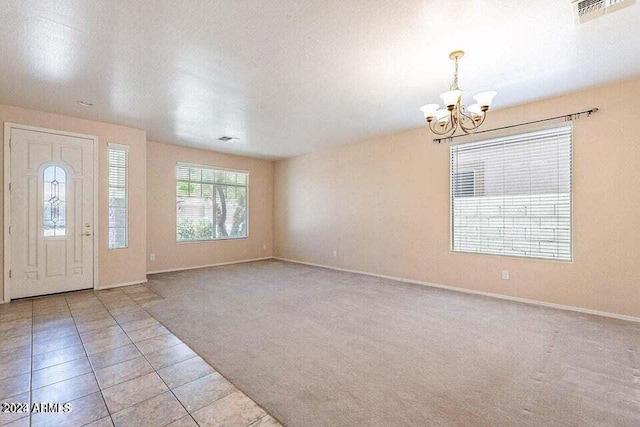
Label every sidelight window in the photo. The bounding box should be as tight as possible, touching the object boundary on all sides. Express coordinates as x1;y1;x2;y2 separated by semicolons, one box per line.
108;144;129;249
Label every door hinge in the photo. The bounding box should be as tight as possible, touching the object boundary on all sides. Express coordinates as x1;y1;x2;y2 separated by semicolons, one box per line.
8;270;11;279
8;182;11;191
8;226;11;235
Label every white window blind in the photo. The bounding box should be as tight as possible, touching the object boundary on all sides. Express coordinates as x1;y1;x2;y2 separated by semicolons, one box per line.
108;144;128;249
176;163;248;242
450;126;572;261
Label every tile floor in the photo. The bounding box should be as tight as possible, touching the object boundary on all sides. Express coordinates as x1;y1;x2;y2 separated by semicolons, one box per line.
0;285;282;427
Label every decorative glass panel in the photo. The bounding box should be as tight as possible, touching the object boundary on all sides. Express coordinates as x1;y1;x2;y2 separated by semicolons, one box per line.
43;166;66;237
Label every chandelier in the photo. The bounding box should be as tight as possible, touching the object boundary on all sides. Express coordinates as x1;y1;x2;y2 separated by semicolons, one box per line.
420;51;496;137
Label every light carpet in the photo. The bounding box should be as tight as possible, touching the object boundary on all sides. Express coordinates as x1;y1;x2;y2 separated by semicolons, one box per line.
145;260;640;427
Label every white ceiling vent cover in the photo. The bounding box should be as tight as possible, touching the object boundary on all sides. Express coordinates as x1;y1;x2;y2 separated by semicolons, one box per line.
572;0;633;23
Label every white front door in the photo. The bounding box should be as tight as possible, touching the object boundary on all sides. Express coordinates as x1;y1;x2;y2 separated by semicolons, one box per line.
8;126;95;299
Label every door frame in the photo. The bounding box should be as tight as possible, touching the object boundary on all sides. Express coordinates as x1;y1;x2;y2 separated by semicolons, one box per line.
3;123;99;302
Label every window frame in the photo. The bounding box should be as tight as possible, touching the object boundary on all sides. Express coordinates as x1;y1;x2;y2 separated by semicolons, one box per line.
175;162;250;243
107;143;129;250
449;125;573;262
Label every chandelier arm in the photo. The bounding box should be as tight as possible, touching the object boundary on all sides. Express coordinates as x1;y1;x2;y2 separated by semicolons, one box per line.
444;108;457;135
427;108;456;135
452;105;461;127
427;119;455;136
458;110;487;133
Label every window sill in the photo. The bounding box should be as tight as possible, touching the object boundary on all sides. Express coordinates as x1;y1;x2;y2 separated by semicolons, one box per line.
177;236;248;244
450;249;573;263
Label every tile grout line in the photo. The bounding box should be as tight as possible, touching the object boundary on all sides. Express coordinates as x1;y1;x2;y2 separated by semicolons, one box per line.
96;291;201;427
247;415;273;426
64;295;116;427
1;298;101;427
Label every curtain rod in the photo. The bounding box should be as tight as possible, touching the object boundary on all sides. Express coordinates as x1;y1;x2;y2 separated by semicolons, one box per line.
434;107;599;144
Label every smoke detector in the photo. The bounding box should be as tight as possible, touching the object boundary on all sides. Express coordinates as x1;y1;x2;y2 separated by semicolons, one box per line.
572;0;632;23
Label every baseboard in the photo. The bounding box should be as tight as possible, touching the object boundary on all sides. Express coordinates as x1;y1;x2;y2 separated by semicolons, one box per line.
146;257;274;275
273;257;640;323
97;279;148;290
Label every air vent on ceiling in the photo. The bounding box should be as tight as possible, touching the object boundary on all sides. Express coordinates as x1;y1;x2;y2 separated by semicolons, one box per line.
218;136;237;142
572;0;632;23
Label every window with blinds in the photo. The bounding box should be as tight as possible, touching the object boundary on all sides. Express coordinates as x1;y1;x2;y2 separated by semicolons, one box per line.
176;163;248;242
450;126;572;261
108;144;128;249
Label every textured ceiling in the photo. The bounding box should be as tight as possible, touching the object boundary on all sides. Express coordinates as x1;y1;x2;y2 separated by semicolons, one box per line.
1;0;639;159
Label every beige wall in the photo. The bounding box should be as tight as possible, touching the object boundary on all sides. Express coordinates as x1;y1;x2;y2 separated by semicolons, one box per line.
146;141;273;273
1;104;148;299
274;78;640;318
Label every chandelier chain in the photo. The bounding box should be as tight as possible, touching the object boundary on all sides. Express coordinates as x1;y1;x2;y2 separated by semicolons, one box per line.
450;57;460;91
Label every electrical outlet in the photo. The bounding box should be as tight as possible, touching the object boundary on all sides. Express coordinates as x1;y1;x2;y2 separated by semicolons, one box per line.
262;243;267;250
502;270;510;280
332;250;337;257
150;253;155;261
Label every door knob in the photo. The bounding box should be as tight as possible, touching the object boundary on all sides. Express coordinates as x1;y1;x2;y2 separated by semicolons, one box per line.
82;232;92;236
